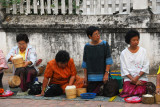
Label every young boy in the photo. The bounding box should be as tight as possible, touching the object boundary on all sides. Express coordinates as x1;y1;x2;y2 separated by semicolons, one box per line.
82;26;113;95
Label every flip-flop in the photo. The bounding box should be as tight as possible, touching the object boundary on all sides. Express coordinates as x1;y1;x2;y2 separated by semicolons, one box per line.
36;59;42;66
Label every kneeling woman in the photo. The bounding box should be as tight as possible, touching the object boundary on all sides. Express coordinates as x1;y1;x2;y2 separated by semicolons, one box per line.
37;50;84;96
120;30;149;97
6;34;38;92
0;49;8;88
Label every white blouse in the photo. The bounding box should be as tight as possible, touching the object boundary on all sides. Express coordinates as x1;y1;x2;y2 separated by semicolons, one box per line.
120;47;149;82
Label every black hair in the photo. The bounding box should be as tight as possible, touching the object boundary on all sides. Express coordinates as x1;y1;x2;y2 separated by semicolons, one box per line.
55;50;70;63
86;26;100;38
125;29;140;44
16;34;29;43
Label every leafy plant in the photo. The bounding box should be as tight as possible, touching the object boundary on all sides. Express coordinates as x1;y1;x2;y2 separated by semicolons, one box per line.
0;0;83;15
0;0;21;7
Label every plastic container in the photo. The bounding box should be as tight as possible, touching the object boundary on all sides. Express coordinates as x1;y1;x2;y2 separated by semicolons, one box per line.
111;75;123;89
0;90;14;97
110;72;121;76
124;96;142;103
80;93;96;99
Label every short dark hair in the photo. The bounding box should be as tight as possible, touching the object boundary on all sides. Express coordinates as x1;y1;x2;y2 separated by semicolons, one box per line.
55;50;70;63
16;34;29;43
125;29;140;44
86;26;99;38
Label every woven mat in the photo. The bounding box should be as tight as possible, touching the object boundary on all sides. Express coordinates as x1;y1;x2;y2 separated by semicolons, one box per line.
0;87;124;102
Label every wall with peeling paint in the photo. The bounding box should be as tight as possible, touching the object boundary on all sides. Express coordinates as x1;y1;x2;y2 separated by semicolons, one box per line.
1;10;160;74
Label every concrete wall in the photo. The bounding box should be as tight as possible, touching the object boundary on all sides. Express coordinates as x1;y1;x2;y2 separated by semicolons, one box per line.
1;10;160;74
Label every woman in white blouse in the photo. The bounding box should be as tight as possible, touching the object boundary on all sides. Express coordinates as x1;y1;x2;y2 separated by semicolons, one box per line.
119;30;149;97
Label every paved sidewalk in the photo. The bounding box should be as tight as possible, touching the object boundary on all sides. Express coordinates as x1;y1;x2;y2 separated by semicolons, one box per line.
0;99;159;107
0;73;159;107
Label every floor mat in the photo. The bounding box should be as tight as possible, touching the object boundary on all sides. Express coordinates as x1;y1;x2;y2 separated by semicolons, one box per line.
0;87;124;102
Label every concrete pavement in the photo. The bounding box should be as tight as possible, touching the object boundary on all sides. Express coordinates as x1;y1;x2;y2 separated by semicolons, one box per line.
0;73;159;107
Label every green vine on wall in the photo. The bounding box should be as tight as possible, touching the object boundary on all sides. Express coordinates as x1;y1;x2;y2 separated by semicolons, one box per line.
0;0;21;7
0;0;83;15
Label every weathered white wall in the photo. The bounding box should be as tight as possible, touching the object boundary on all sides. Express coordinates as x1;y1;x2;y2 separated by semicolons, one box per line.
1;31;160;74
0;32;7;55
1;10;160;74
3;32;88;69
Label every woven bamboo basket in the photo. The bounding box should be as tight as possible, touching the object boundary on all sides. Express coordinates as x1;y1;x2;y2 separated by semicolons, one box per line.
77;88;87;97
65;88;77;99
13;58;24;68
155;94;160;104
142;94;155;104
38;66;45;76
8;75;21;88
